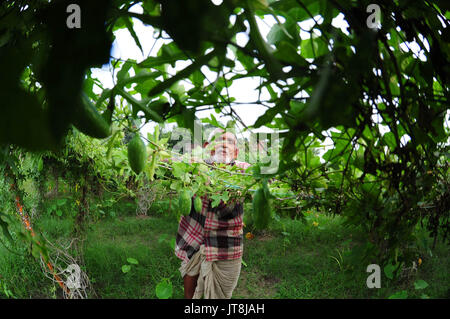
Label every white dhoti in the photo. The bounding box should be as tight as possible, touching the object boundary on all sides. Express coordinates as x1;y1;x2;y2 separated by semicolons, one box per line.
179;245;242;299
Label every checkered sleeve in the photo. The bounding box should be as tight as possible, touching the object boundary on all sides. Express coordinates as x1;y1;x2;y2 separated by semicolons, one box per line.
204;200;244;261
174;194;210;262
174;161;248;263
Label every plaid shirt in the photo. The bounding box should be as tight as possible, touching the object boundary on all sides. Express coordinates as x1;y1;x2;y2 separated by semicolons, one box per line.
175;160;250;263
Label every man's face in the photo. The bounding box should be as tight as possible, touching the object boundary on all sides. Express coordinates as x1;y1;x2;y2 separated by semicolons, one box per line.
209;132;238;164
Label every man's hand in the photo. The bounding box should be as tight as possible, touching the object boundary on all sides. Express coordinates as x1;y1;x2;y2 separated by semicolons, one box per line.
189;156;203;163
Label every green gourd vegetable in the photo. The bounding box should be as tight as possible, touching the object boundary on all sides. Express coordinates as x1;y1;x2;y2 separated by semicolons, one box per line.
179;189;192;216
194;196;203;213
72;93;112;139
252;187;271;229
127;134;147;174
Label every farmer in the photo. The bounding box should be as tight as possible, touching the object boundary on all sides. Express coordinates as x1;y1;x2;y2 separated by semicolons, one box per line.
174;128;250;299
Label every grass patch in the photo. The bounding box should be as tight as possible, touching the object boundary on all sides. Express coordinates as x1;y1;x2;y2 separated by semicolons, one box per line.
0;207;448;299
83;215;183;298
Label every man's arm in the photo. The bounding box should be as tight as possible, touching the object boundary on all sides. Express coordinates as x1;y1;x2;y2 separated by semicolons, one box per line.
235;161;251;170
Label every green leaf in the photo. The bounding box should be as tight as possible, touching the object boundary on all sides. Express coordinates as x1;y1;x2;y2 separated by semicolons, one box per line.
117;88;163;123
121;265;131;273
105;130;120;159
384;263;397;280
274;41;308;66
170;81;185;97
254;103;284;128
190;70;205;87
170;180;183;192
267;24;286;45
249;0;269;11
158;234;168;243
174;106;197;134
388;290;408;299
300;36;328;59
0;214;14;244
117;60;134;82
172;162;189;179
142;0;160;16
155;280;173;299
414;280;429;290
202;114;225;129
286;3;321;22
169;238;176;251
37;158;44;172
127;257;139;265
147;50;217;98
124;18;144;55
382;132;397;149
139;51;187;69
118;72;160;91
211;192;229;208
236;47;256;71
